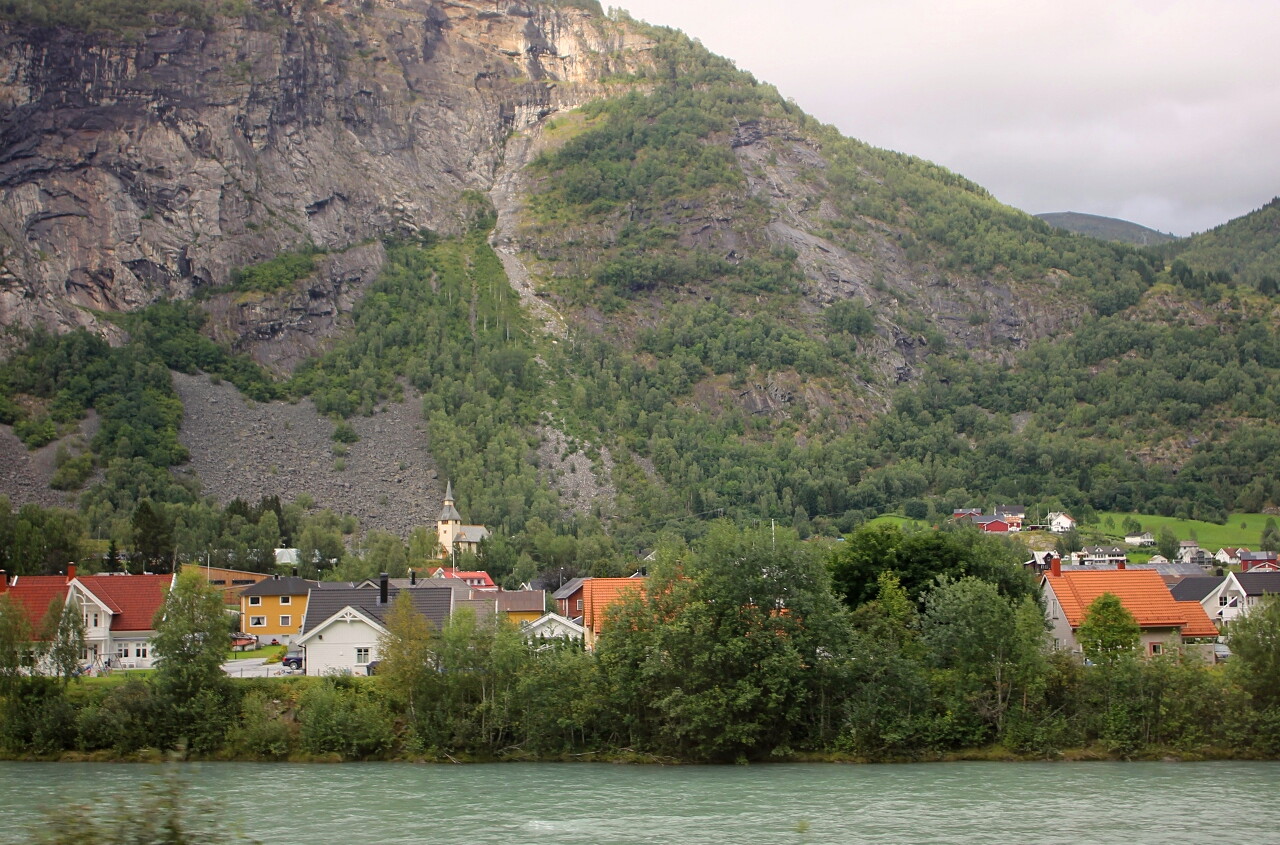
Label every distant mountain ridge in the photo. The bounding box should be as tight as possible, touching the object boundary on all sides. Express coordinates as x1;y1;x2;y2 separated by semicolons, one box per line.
1036;212;1179;245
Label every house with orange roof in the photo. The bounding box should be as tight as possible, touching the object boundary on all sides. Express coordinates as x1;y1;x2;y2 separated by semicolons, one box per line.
2;565;173;671
581;577;646;651
1041;561;1218;660
182;563;272;607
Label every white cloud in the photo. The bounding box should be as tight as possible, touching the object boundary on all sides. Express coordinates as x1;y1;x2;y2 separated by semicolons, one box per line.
615;0;1280;235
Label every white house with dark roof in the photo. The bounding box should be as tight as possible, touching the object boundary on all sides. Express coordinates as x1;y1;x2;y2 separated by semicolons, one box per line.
297;576;467;675
1199;571;1280;626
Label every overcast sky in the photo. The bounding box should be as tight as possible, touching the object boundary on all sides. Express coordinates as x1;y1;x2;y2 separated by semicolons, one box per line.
614;0;1279;236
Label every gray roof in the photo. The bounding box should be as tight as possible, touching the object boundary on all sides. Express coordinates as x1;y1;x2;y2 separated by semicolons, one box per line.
1169;576;1224;602
1235;572;1280;595
553;577;587;601
301;586;454;634
241;576;316;597
497;590;545;613
455;525;490;543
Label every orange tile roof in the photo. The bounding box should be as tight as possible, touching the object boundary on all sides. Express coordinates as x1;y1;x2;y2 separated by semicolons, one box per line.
582;578;646;634
78;575;172;632
2;575;70;629
1044;569;1218;638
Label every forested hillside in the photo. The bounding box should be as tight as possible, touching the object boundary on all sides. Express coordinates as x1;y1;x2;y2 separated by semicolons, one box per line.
0;0;1278;583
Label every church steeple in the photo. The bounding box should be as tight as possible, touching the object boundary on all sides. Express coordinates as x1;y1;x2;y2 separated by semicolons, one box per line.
439;481;462;523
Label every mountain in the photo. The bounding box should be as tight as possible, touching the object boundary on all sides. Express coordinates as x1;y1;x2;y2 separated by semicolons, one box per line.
1036;212;1178;246
1;0;1278;574
1155;198;1280;288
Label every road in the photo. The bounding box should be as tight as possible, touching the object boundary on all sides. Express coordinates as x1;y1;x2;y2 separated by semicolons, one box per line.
221;658;291;679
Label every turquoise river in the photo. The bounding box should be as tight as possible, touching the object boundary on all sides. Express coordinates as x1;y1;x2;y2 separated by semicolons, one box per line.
1;760;1278;843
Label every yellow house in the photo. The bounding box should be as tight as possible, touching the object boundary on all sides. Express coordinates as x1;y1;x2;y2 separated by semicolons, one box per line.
240;575;314;644
496;590;546;627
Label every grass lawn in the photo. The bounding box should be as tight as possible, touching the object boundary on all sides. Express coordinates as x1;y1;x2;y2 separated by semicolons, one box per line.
226;644;285;662
1094;512;1275;550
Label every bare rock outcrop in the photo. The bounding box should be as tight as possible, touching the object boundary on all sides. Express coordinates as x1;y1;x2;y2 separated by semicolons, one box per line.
0;1;657;338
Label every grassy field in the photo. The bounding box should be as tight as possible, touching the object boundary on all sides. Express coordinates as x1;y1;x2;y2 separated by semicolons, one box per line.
868;510;1275;556
1094;512;1275;550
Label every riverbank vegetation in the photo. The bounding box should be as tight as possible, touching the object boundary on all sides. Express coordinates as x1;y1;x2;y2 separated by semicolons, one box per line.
2;524;1278;765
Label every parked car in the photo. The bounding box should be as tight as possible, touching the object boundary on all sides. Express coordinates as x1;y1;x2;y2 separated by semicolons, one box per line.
282;649;304;670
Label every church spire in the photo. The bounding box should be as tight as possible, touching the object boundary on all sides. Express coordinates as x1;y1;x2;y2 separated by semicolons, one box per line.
438;481;462;523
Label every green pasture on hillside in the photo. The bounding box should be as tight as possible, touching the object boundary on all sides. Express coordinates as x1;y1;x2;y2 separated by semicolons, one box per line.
1094;512;1276;551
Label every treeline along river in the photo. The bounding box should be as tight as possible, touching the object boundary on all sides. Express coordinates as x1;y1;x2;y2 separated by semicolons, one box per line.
2;760;1278;843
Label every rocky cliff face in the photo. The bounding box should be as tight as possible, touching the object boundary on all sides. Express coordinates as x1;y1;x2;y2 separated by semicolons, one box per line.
0;0;655;340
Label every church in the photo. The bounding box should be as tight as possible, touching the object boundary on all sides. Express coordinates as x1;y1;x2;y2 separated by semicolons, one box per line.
435;481;490;560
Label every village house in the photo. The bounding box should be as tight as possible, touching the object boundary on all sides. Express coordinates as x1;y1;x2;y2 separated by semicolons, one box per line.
240;575;315;645
1125;532;1156;547
0;566;172;672
1215;547;1247;567
1238;551;1279;572
1078;546;1129;567
553;577;588;621
296;574;496;675
524;612;585;646
183;563;272;608
582;577;646;651
435;482;490;560
971;516;1012;533
1040;561;1218;660
428;566;497;590
1196;571;1280;626
1047;512;1077;534
993;505;1025;531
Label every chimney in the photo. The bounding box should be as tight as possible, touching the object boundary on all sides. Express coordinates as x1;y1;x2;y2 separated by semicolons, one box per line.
1050;555;1061;577
292;567;298;578
0;570;6;593
66;563;77;583
273;573;280;580
1117;558;1125;570
379;572;389;605
410;570;417;586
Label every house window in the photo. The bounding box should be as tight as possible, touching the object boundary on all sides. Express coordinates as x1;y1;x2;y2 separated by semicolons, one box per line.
576;599;583;613
1149;643;1163;656
134;644;148;659
279;615;292;628
250;616;266;627
279;595;291;605
1220;595;1229;606
355;647;370;664
116;643;129;659
249;596;262;606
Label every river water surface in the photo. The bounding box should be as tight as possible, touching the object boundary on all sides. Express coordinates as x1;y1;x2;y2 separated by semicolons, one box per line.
1;760;1277;843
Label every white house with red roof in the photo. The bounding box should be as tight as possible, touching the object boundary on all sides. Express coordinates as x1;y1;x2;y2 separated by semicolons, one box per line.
1;565;172;671
428;566;497;591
